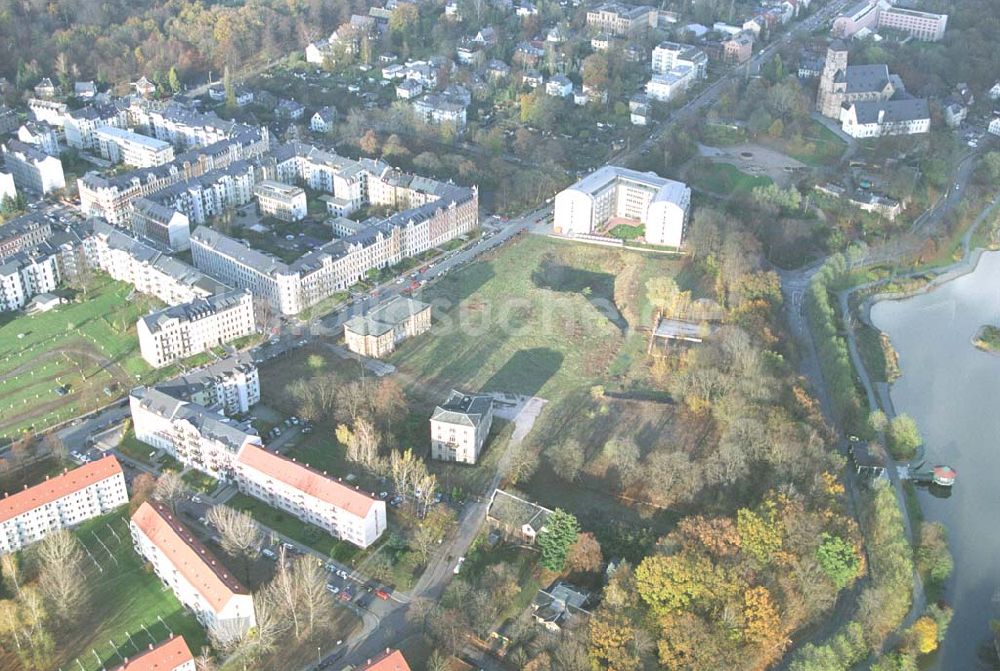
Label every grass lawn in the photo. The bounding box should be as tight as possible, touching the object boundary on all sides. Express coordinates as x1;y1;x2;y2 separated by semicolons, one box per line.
7;510;209;671
0;274;215;443
461;534;542;622
766;120;846;167
688;162;773;196
608;223;645;240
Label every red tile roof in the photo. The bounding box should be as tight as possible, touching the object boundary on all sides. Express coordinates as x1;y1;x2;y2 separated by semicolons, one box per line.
237;444;378;518
131;500;249;613
0;455;123;523
113;635;194;671
358;649;412;671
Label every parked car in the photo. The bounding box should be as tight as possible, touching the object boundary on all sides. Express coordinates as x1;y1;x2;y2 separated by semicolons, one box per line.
339;589;352;602
453;557;465;574
262;548;277;560
325;584;340;594
375;589;391;600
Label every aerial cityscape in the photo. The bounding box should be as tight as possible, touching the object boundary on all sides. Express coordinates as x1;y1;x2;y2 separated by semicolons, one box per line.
0;0;994;669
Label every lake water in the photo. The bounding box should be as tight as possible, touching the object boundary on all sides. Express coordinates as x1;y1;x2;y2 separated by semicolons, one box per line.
871;251;1000;670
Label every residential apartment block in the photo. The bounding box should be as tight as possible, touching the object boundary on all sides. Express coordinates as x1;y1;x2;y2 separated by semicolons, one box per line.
85;221;226;306
0;171;15;204
236;444;387;548
136;289;256;368
645;64;697;102
130;501;256;640
78;124;267;225
0;456;128;553
95;126;175;168
64;104;129;150
343;296;432;358
586;3;655;37
0;246;61;311
554;166;691;248
112;636;195;671
132;198;192;251
191;148;478;316
254;180;307;221
430;391;494;465
130;386;262;479
2;140;65;194
149;161;256;227
155;353;260;416
17;122;60;156
651;42;707;78
0;214;52;261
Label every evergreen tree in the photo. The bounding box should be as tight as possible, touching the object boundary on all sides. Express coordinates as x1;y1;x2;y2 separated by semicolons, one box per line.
168;66;181;93
537;509;580;572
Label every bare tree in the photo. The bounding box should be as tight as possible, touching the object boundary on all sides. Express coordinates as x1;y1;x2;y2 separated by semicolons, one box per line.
36;529;87;618
153;470;187;512
207;506;261;559
346;417;381;471
335;378;377;424
129;472;156;513
292;555;332;635
194;647;218;671
40;433;68;462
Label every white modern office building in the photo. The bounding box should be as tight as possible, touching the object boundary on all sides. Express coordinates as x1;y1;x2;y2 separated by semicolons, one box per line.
553;166;691;247
130;501;256;641
0;456;128;553
136;289;256;368
235;444;387;548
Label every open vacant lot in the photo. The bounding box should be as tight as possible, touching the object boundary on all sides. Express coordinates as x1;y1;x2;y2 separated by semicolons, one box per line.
0;277;163;442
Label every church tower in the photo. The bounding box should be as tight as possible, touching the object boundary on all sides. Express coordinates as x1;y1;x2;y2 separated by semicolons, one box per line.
816;40;849;118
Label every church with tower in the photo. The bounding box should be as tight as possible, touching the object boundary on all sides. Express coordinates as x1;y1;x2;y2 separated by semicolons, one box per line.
815;41;930;138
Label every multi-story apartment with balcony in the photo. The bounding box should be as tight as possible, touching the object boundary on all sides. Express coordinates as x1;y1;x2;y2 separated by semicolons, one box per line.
235;444;387;548
78;129;267;225
136;289;256;368
111;636;195;671
651;42;708;78
0;456;128;553
254;180;307;221
155;353;260;416
130;501;255;641
95;126;175;168
554;166;691;247
85;222;226;306
0;245;61;311
2;140;65;195
148;161;256;227
430;391;494;465
130;386;262;479
0;213;52;261
127;102;263;151
64;104;129;150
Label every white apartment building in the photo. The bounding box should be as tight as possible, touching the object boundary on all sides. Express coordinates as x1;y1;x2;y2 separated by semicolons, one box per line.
254;180;307;221
0;456;128;553
645;64;697;102
430;391;494;465
236;444;387;548
131;501;256;640
95;126;175;168
3;140;65;195
651;42;707;78
112;636;195;671
132;198;192;251
136;289;257;368
0;171;15;204
0;247;61;311
64;104;129;150
27;98;68;127
554;166;691;247
129;103;243;151
86;222;226;306
17;122;60;156
156;353;260;416
412;94;468;129
130;386;262;479
151;161;256;226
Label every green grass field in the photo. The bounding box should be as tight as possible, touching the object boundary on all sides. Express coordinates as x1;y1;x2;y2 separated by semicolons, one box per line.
3;510;209;671
0;277;165;442
688;162;773;196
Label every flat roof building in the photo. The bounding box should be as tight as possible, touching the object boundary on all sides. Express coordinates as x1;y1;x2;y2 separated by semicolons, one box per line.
95;126;175;168
254;179;307;222
554;166;691;248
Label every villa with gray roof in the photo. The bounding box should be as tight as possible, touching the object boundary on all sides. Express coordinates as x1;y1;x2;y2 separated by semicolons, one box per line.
130;386;262;480
487;489;553;545
344;296;432;358
430;390;494;464
136;289;256;368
